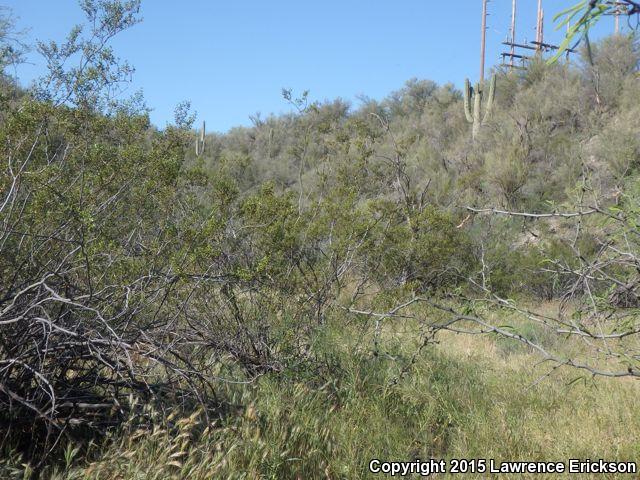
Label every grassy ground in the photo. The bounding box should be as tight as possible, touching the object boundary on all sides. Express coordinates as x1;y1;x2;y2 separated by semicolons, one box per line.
7;304;640;479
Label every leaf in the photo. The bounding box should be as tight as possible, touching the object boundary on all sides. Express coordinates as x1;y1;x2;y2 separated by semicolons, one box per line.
552;1;588;22
548;0;617;63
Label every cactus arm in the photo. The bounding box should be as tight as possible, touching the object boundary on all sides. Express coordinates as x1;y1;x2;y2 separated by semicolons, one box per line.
481;75;496;125
472;82;482;140
463;78;474;123
195;120;206;156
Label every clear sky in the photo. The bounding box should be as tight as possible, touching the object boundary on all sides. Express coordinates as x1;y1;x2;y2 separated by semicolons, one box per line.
4;1;617;132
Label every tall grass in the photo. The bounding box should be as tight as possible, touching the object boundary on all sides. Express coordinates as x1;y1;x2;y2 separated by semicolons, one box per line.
4;307;638;479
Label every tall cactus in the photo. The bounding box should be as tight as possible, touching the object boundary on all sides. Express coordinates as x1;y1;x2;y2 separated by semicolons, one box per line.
464;75;495;141
195;120;206;156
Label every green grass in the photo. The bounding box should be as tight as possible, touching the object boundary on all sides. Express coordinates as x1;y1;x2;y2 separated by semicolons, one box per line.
5;307;639;479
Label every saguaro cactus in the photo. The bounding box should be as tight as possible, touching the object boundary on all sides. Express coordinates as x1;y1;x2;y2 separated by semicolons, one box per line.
464;75;496;141
195;120;206;156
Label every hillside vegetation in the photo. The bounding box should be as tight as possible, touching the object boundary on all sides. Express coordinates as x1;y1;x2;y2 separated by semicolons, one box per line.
1;2;639;478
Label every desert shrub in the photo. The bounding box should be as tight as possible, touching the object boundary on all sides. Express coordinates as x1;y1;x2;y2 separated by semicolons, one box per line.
4;1;640;474
365;203;475;291
580;34;640;110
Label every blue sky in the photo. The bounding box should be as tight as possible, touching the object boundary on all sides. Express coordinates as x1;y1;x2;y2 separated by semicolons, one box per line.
4;1;616;132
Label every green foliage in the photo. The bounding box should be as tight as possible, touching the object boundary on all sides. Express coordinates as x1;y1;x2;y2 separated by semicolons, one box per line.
3;1;640;475
21;317;640;479
0;7;26;75
580;34;640;108
368;204;475;290
550;0;638;62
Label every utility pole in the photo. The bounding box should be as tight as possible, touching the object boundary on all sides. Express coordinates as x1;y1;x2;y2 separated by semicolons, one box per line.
536;0;544;51
615;1;620;34
510;0;517;67
480;0;488;82
501;0;574;68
